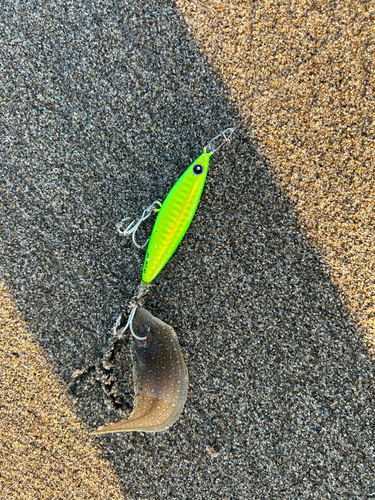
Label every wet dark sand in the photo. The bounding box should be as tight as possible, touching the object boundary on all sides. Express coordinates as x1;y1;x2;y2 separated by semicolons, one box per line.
1;1;374;498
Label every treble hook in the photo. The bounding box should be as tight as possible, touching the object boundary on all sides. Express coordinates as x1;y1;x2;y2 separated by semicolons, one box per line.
116;200;162;248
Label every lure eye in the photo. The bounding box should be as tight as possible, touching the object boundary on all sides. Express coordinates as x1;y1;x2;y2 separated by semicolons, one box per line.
192;163;204;176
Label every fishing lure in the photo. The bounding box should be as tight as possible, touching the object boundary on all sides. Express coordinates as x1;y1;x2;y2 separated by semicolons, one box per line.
92;124;241;435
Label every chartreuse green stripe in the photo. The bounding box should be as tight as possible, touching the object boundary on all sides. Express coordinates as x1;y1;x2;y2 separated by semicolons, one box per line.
142;151;211;284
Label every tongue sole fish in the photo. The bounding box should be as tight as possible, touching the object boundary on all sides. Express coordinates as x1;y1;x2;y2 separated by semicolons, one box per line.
92;308;188;434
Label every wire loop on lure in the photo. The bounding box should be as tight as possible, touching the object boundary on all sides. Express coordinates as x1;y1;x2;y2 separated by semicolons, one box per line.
117;200;162;248
204;120;244;155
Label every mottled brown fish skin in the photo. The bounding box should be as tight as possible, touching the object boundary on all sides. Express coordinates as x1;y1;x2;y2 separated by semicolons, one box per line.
92;308;188;434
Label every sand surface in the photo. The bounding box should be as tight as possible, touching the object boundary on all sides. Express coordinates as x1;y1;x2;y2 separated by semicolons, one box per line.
1;1;374;498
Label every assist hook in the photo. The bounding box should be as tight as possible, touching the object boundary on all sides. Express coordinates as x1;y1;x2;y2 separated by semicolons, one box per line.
114;283;150;341
116;200;162;248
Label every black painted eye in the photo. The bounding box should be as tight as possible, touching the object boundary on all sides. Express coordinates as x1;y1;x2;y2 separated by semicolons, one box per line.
192;163;204;175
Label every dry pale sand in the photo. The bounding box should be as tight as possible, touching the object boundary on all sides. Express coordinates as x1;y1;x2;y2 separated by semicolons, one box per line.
1;1;374;499
0;283;125;499
176;0;375;354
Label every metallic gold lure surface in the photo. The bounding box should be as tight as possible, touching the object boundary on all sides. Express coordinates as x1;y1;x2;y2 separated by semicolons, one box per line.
92;125;240;435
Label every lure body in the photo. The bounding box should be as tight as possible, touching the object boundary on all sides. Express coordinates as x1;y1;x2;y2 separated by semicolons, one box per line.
142;151;211;284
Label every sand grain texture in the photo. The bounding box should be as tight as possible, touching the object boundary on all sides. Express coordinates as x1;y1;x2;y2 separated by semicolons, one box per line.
0;284;124;500
1;0;374;498
176;0;375;352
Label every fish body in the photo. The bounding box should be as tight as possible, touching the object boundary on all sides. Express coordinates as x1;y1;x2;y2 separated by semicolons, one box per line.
92;308;188;434
142;151;211;284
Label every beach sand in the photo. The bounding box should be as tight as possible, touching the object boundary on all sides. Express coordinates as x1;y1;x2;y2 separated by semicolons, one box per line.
1;1;374;498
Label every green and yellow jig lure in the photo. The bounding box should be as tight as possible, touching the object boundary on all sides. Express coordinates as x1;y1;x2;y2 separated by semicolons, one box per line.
92;125;240;435
143;150;210;284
